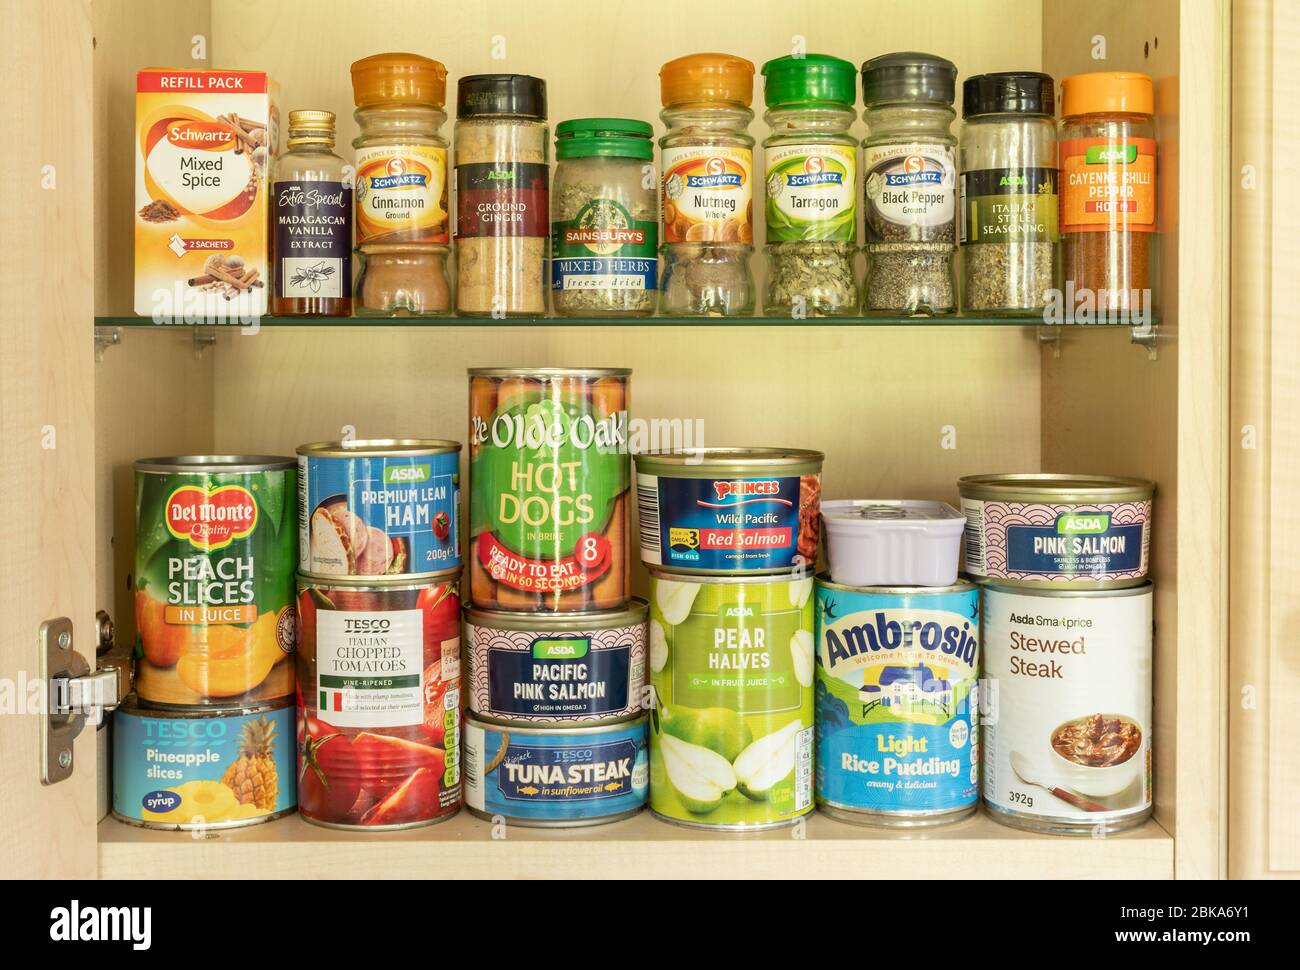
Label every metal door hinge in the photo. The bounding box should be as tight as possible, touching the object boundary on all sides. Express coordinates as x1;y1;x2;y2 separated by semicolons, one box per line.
39;617;130;785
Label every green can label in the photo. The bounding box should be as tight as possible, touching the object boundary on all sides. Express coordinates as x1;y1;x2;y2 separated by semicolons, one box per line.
648;574;815;826
765;143;856;242
134;464;297;706
959;167;1059;244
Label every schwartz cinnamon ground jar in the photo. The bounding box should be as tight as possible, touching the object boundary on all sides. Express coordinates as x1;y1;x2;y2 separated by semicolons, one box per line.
1058;71;1157;316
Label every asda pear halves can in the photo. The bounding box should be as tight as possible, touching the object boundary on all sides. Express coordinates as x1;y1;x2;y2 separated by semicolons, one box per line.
647;568;815;830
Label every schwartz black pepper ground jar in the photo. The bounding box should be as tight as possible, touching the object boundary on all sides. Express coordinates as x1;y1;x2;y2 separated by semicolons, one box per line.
551;119;658;317
860;52;958;315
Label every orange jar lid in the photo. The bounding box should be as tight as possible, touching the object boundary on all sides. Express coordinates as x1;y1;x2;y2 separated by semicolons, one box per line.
351;53;448;107
660;52;755;107
1061;71;1153;117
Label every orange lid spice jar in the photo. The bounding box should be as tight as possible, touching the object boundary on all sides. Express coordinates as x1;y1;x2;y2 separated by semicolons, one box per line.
1058;71;1157;319
350;53;452;315
658;53;756;316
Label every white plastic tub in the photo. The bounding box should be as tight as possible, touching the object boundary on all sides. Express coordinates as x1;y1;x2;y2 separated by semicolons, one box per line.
821;500;965;587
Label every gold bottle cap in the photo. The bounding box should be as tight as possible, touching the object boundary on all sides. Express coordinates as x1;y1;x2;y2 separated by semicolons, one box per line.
287;109;335;146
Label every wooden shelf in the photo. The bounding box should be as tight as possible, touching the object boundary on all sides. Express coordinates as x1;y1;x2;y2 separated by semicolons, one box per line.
98;809;1174;879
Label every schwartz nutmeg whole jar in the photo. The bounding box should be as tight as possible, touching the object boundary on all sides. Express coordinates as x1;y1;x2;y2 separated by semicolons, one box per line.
860;52;958;315
455;74;549;317
351;53;452;315
761;53;859;317
658;53;756;316
551;118;658;317
1058;72;1157;317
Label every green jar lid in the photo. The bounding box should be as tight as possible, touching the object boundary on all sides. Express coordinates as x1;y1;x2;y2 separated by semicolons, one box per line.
761;53;857;108
555;117;654;159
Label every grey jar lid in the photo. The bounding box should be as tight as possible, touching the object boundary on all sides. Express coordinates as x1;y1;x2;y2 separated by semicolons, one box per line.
861;51;957;106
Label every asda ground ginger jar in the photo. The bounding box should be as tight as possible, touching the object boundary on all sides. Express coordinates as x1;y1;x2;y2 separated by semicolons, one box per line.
658;53;756;316
350;53;452;315
761;53;859;317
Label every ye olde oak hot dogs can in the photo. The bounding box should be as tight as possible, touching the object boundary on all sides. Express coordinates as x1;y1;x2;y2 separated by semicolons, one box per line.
958;473;1153;588
635;448;823;574
133;455;297;708
982;582;1153;835
463;716;649;826
815;578;980;827
469;367;630;613
295;573;462;829
465;600;648;725
298;439;461;580
112;696;297;830
648;569;815;830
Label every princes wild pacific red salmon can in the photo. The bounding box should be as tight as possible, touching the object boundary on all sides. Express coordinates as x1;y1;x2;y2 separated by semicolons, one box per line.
295;572;462;829
468;368;630;612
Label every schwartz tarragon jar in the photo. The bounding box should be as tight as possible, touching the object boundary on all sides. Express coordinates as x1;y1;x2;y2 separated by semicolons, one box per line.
468;367;630;612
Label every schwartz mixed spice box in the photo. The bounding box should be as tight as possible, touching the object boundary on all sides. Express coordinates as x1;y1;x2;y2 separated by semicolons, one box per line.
135;69;280;319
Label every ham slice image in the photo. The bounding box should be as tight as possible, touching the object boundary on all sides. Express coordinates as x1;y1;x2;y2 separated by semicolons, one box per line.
354;525;394;574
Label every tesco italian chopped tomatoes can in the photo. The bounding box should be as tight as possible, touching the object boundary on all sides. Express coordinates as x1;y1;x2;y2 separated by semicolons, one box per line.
294;571;462;829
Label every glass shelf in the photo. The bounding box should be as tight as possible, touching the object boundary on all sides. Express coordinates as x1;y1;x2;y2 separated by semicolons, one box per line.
94;313;1156;329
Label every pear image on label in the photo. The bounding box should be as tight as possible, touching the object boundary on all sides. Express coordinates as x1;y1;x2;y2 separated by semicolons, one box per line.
655;577;701;626
662;704;753;762
733;720;802;802
649;618;669;673
789;629;814;687
789;577;813;609
660;733;737;814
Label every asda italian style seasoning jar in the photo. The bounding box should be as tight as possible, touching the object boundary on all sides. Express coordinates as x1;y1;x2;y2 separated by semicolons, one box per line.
351;53;452;315
959;72;1058;315
1059;72;1157;317
455;74;549;317
860;52;958;315
272;110;352;316
761;53;859;317
551;119;658;317
658;53;756;316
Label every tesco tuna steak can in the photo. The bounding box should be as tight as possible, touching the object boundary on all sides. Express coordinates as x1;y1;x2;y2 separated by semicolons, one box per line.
982;582;1153;835
112;696;296;830
814;577;979;827
648;569;815;830
295;573;462;829
465;599;648;725
634;448;823;574
298;439;461;580
959;473;1153;588
463;715;649;827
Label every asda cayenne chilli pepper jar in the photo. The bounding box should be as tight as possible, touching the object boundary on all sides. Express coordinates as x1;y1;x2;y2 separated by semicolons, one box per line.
1059;72;1157;317
761;53;859;317
658;53;756;316
350;53;452;315
455;74;549;317
959;72;1059;315
860;52;958;315
551;118;658;317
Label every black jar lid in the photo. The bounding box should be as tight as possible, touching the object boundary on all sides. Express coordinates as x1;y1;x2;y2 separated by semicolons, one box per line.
861;51;956;105
963;72;1055;117
457;74;547;119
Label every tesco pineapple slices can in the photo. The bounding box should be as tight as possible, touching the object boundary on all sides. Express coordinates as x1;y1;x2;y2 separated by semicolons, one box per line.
111;696;297;831
647;568;816;830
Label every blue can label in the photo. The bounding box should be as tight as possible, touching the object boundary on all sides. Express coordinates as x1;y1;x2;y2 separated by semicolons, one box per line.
300;447;461;578
464;719;649;821
815;582;979;815
112;703;296;827
636;471;820;572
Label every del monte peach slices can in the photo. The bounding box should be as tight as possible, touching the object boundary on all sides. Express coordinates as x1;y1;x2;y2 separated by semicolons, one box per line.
134;456;297;708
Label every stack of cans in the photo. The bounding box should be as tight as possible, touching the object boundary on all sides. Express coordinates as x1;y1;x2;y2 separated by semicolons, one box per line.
633;447;825;830
462;368;650;827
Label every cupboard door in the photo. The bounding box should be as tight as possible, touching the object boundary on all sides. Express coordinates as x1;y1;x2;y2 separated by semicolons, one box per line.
0;0;98;877
1229;0;1300;879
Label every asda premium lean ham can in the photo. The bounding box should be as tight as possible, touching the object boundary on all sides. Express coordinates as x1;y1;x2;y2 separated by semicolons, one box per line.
468;368;630;612
982;582;1153;836
958;473;1153;588
297;439;462;581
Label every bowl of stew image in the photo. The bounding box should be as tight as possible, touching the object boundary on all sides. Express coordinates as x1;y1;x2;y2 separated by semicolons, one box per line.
1048;712;1144;798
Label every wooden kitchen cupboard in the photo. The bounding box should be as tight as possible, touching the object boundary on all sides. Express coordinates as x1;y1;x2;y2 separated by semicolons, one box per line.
0;0;1252;879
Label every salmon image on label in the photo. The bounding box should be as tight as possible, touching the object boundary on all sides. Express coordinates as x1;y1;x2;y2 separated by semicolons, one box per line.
134;456;297;708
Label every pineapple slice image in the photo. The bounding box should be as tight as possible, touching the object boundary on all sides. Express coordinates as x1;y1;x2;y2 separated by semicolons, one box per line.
142;780;240;824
